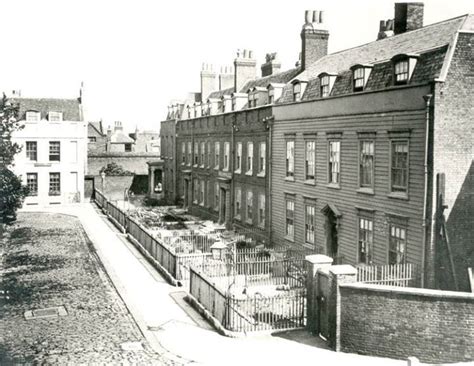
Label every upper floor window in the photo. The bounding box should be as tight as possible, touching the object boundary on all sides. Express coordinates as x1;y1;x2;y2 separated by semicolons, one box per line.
224;142;230;171
48;112;63;122
207;141;211;167
88;136;96;143
353;68;365;92
181;142;186;164
359;140;375;189
391;54;418;86
390;140;409;194
351;65;372;92
235;142;242;173
200;179;205;206
328;140;340;185
214;142;220;169
305;140;316;181
26;141;37;161
187;141;192;165
268;90;274;104
200;142;205;166
258;142;266;176
394;60;409;84
194;143;199;165
26;111;40;122
293;83;301;101
320;75;330;97
214;182;219;210
124;143;132;152
49;141;60;161
286;140;294;178
246;142;253;174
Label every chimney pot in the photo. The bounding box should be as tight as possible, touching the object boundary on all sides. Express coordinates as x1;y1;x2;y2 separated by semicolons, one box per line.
319;11;324;23
249;50;253;58
305;10;312;24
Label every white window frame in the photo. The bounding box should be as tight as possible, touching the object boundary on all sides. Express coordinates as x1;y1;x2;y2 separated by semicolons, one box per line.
246;142;253;175
305;203;315;246
258;193;265;229
286;139;295;179
223;142;230;171
48;111;63;122
235;187;241;219
328;140;340;186
214;142;220;169
26;111;40;122
285;198;295;241
258;142;266;177
305;140;316;182
235;142;242;173
246;190;253;224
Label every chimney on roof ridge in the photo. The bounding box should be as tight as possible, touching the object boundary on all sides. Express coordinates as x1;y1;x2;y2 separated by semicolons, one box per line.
377;18;395;40
234;49;257;92
301;10;329;71
201;62;217;101
394;2;424;35
261;52;282;77
219;65;234;90
114;121;123;132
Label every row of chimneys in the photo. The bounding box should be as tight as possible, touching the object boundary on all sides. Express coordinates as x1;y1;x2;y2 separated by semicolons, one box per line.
200;3;425;100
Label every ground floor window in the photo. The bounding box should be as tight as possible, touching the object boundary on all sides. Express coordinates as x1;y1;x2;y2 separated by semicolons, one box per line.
305;204;315;245
258;194;265;228
358;216;373;265
246;191;253;224
285;198;295;240
27;173;38;196
49;172;61;196
389;224;407;264
235;187;241;219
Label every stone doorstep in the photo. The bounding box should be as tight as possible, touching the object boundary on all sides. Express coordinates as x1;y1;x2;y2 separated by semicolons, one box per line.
24;305;68;320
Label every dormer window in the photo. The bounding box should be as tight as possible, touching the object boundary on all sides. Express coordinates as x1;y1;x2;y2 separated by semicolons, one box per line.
26;111;40;122
350;64;373;92
267;83;284;105
248;93;255;108
293;83;301;101
268;90;274;104
318;72;338;98
394;60;409;84
49;111;63;122
391;54;418;86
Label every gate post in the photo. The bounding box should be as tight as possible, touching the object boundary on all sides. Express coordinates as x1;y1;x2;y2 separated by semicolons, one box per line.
305;255;333;335
328;265;357;352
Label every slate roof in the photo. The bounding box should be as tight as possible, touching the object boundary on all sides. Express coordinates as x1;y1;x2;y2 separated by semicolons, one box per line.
12;98;82;121
89;121;104;135
240;67;301;93
276;14;472;103
110;131;135;144
208;87;234;99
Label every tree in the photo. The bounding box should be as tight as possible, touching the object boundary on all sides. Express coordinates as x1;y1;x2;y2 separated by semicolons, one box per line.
0;94;28;224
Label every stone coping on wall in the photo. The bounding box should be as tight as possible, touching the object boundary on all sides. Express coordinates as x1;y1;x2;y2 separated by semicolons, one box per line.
340;282;474;300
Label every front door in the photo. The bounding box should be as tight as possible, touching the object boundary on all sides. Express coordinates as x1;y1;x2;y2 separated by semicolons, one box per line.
219;187;226;224
317;272;330;340
183;179;189;209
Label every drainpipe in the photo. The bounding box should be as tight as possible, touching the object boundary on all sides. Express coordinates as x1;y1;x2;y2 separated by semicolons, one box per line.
421;94;433;288
231;114;236;231
264;115;275;247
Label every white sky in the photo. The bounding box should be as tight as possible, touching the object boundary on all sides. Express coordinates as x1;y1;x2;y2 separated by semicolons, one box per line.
1;0;472;132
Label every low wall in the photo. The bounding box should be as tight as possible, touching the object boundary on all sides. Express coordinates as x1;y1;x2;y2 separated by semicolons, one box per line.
96;176;134;201
339;283;474;363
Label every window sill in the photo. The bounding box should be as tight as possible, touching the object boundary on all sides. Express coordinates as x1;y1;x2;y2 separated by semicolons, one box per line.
303;242;315;250
199;165;205;169
234;169;241;175
258;224;265;230
388;192;409;201
257;172;266;178
284;236;295;243
304;179;316;186
246;219;253;225
193;164;198;168
181;163;185;166
245;171;253;176
326;183;340;189
49;192;61;197
223;168;229;173
214;167;219;171
285;177;295;182
357;187;374;195
234;215;241;221
28;193;38;197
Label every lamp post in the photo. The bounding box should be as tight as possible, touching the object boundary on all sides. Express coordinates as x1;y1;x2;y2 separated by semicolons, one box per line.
100;171;106;194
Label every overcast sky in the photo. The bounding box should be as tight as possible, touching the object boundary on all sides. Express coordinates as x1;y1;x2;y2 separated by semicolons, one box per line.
1;0;472;132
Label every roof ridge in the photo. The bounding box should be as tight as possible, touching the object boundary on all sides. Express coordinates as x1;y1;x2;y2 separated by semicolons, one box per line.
324;14;468;59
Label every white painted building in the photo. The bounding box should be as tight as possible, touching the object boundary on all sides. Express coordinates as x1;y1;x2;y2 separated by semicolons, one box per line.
10;96;87;206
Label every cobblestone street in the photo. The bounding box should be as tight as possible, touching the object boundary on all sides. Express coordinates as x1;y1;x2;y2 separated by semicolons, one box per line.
0;212;178;365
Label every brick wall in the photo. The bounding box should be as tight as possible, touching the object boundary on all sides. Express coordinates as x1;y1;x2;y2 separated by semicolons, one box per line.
339;283;474;363
88;154;156;175
433;32;474;291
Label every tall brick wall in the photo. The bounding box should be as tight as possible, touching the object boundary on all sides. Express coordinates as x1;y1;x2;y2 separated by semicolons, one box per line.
433;32;474;291
339;283;474;363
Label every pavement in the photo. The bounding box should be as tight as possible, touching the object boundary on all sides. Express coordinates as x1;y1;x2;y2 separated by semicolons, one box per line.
21;202;407;366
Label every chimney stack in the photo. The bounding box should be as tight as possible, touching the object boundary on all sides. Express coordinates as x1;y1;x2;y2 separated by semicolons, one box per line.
301;10;329;71
377;19;395;40
114;121;123;132
234;49;257;92
394;2;424;35
200;63;217;101
219;66;234;90
261;53;282;77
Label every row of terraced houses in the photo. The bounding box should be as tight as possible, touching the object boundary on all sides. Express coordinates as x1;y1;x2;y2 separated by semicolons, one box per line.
162;3;473;292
